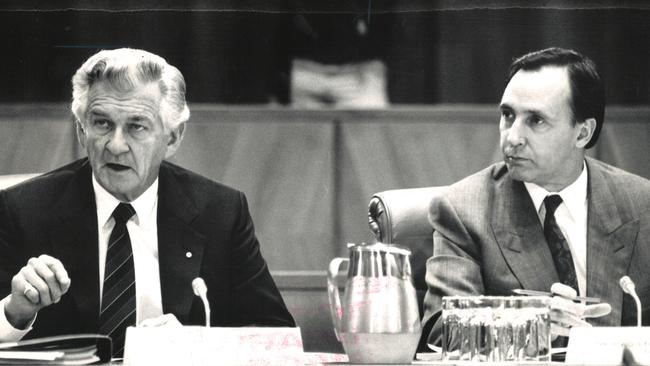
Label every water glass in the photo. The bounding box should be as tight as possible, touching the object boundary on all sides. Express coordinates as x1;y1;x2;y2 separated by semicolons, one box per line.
441;296;551;362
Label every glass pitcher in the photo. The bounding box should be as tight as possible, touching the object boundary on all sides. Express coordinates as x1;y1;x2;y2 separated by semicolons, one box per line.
327;242;421;364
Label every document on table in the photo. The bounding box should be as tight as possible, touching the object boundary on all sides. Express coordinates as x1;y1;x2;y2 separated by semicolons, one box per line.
0;334;111;365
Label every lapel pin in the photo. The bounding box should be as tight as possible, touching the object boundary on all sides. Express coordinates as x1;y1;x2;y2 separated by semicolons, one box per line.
186;251;193;258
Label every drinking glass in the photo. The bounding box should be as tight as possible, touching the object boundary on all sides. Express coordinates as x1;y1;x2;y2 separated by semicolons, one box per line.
441;296;550;362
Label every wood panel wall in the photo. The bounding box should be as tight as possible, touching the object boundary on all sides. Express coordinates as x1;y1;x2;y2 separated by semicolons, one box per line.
1;104;648;351
1;104;648;270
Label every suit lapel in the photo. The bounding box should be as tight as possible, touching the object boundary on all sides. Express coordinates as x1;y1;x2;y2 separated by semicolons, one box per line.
49;161;101;330
45;161;210;327
491;175;559;291
157;164;207;323
585;158;638;326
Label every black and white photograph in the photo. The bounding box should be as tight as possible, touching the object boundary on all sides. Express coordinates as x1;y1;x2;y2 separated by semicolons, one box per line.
0;1;648;364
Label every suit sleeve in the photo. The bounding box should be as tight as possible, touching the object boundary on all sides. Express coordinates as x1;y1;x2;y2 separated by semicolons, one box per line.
228;192;295;327
422;193;485;346
0;191;33;341
0;191;20;299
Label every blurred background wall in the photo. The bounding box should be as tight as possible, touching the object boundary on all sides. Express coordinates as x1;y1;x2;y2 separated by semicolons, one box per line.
1;1;649;350
2;0;649;268
1;1;650;104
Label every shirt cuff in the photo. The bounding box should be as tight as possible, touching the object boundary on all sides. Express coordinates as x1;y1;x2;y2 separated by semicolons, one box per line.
0;295;34;342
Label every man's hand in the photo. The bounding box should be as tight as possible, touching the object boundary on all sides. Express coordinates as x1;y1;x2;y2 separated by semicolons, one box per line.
550;283;611;338
4;255;71;329
138;314;182;328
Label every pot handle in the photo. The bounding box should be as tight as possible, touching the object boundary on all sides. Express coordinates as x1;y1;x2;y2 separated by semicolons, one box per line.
327;257;348;341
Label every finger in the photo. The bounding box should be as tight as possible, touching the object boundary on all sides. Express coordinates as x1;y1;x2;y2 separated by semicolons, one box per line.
138;318;158;327
22;283;40;304
161;314;182;327
139;314;181;327
154;314;181;327
39;255;71;293
21;265;52;305
583;303;612;318
551;309;591;328
551;295;584;317
29;257;62;303
550;323;571;338
60;277;71;294
550;283;577;299
140;314;172;327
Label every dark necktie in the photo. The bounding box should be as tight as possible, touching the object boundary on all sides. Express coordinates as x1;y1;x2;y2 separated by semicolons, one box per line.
99;203;136;358
543;195;578;292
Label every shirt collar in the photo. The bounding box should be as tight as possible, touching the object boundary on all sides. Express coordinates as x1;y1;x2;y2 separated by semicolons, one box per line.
92;175;159;228
524;161;588;220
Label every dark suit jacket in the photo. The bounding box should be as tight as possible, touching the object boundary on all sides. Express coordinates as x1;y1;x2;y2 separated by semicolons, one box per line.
0;158;295;338
423;157;650;344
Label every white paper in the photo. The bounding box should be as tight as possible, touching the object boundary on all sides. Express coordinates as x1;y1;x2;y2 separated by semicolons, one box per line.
124;326;304;366
567;326;650;365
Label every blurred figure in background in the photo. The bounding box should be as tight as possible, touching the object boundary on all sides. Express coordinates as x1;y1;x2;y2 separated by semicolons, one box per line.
279;2;389;108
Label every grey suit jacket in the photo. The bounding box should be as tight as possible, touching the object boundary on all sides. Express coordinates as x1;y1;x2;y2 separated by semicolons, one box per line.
423;157;650;344
0;158;295;338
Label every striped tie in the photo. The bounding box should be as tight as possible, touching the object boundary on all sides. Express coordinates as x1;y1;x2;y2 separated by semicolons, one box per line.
99;203;136;358
543;195;578;291
544;195;577;349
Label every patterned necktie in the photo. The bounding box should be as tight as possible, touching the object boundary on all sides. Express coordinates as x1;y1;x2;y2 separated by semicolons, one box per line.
99;203;136;358
543;195;579;292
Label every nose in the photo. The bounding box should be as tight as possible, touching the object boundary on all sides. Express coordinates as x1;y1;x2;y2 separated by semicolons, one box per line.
105;128;130;155
504;119;526;150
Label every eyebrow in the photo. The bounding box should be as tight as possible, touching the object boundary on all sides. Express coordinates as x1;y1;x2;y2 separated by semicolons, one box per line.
128;114;154;123
88;109;109;117
88;109;153;122
498;103;551;119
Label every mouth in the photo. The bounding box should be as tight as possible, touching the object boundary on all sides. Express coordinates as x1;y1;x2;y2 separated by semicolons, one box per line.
505;155;526;163
105;163;131;172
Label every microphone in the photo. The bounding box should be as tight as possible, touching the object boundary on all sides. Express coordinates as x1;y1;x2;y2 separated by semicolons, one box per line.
619;275;642;327
192;277;211;327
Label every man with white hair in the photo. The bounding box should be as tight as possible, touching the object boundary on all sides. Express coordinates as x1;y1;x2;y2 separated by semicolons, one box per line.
0;48;295;357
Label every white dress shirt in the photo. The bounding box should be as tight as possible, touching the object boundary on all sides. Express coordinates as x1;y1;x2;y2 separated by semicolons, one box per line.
524;161;589;296
0;175;164;341
93;175;164;323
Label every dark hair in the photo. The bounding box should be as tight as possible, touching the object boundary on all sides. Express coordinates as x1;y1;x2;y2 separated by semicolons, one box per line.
506;47;604;149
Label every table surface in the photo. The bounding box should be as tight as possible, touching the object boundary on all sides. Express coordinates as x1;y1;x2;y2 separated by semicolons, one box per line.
101;352;571;365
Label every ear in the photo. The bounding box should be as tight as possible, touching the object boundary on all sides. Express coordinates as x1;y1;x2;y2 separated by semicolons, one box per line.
575;118;596;148
164;122;186;158
75;120;87;149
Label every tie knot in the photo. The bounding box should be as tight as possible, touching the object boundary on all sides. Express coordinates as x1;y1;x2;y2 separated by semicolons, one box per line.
543;195;563;216
112;203;135;224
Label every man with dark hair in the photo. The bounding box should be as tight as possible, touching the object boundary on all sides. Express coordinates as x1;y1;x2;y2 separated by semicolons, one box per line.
505;47;605;149
422;47;650;345
0;48;295;357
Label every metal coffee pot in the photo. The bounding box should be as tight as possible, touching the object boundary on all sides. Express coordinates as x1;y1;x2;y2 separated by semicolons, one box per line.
327;242;421;364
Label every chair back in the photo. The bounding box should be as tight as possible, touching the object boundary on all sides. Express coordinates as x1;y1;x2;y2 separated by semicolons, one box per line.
367;186;446;351
368;186;447;293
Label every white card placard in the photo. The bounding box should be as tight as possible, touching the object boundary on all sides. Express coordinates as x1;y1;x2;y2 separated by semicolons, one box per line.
566;327;650;365
123;326;304;366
